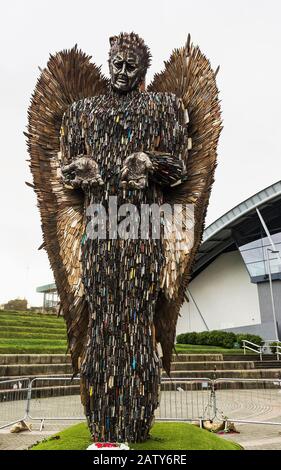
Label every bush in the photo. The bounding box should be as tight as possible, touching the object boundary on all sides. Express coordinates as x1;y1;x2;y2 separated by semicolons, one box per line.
176;332;198;344
176;330;263;349
269;342;281;354
3;299;28;311
236;334;263;347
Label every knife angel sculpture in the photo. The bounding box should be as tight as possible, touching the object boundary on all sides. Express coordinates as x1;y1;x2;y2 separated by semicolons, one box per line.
27;33;221;443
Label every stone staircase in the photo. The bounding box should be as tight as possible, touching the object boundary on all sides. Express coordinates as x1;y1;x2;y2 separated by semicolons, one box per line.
1;353;281;393
167;353;281;381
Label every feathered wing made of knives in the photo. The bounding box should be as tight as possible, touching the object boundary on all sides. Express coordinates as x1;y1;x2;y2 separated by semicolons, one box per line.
27;33;221;443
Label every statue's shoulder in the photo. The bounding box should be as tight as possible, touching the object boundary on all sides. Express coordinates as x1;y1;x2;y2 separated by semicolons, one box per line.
144;91;180;107
65;95;105;116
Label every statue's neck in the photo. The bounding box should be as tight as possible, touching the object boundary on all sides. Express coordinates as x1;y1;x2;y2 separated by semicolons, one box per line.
109;85;142;99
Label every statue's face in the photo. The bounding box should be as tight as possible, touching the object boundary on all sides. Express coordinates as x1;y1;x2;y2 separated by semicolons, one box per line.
110;51;143;92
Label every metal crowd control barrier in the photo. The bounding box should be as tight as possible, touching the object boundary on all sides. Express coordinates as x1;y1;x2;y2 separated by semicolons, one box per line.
27;377;212;428
0;378;30;429
157;378;212;424
27;376;84;429
214;378;281;426
1;376;281;430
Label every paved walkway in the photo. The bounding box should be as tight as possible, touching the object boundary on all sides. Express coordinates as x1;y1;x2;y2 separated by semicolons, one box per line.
0;429;55;450
0;421;82;450
222;423;281;450
1;387;281;450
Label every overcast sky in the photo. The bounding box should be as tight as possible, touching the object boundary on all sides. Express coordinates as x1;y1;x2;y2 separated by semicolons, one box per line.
0;0;280;306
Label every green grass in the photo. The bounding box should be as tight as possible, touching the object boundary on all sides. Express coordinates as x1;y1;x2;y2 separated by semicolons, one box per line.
0;310;65;320
0;326;65;334
31;422;242;451
0;310;67;353
0;310;253;356
0;332;66;340
175;344;247;355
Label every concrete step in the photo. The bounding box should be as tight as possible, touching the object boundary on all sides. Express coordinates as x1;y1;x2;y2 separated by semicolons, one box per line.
172;359;281;371
2;360;259;377
222;354;277;361
255;361;281;369
0;363;73;377
173;354;277;362
170;361;256;371
163;369;281;379
171;354;223;362
0;354;71;365
1;353;278;366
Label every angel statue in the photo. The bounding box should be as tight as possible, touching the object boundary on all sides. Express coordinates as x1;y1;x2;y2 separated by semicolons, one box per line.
27;32;221;443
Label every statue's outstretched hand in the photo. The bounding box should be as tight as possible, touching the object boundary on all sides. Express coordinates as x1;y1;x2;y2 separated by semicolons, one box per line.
61;155;104;190
120;152;154;189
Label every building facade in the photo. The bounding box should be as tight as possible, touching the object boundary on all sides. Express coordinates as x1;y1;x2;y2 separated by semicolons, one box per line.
178;180;281;340
37;180;281;340
36;283;58;312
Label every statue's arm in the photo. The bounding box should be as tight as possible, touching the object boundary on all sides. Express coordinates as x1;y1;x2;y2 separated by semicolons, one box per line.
61;155;104;190
60;104;104;191
120;96;188;189
146;151;186;187
120;149;187;189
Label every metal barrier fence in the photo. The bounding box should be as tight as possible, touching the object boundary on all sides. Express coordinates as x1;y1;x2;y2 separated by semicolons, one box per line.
157;378;212;423
215;378;281;426
1;376;281;430
0;378;30;429
28;376;83;422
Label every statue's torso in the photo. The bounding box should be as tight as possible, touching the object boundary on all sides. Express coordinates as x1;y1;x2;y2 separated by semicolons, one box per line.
62;90;187;199
61;90;188;315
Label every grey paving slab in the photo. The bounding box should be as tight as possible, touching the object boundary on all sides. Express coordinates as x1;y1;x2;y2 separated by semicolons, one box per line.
0;387;281;450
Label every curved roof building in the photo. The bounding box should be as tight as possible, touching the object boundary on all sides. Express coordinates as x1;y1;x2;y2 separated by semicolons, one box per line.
177;180;281;340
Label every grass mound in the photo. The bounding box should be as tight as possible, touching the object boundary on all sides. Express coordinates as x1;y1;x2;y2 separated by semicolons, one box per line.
0;310;67;353
0;311;248;355
31;422;242;451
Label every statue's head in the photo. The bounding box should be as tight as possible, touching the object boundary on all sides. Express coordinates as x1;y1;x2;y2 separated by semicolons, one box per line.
109;32;151;93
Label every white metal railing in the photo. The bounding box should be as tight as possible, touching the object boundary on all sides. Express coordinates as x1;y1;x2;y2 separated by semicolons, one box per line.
242;340;281;361
261;340;281;361
242;340;263;360
273;344;281;361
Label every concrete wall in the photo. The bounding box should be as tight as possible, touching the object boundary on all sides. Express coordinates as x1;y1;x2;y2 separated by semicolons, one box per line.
177;250;261;335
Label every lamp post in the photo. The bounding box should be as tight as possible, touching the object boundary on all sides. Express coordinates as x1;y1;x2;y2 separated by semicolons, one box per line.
265;248;280;342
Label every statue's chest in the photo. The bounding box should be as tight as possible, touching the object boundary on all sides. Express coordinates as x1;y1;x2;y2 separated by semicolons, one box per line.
84;94;179;159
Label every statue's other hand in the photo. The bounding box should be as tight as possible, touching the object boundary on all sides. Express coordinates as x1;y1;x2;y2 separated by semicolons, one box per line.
61;155;104;190
120;152;153;189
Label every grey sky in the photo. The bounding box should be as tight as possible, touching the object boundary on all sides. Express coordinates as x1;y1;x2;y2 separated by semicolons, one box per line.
0;0;280;305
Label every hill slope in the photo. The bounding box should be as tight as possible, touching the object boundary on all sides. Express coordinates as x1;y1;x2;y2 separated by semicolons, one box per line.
0;311;67;354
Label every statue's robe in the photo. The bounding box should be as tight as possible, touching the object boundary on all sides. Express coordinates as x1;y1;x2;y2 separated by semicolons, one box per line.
60;89;188;442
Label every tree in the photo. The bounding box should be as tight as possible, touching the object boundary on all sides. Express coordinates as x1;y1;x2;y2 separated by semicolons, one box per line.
4;298;28;311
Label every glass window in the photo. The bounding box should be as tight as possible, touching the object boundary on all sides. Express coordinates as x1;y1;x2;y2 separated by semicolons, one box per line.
237;230;281;279
241;247;264;263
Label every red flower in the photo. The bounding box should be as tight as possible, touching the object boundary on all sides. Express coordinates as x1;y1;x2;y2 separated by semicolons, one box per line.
94;442;119;448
